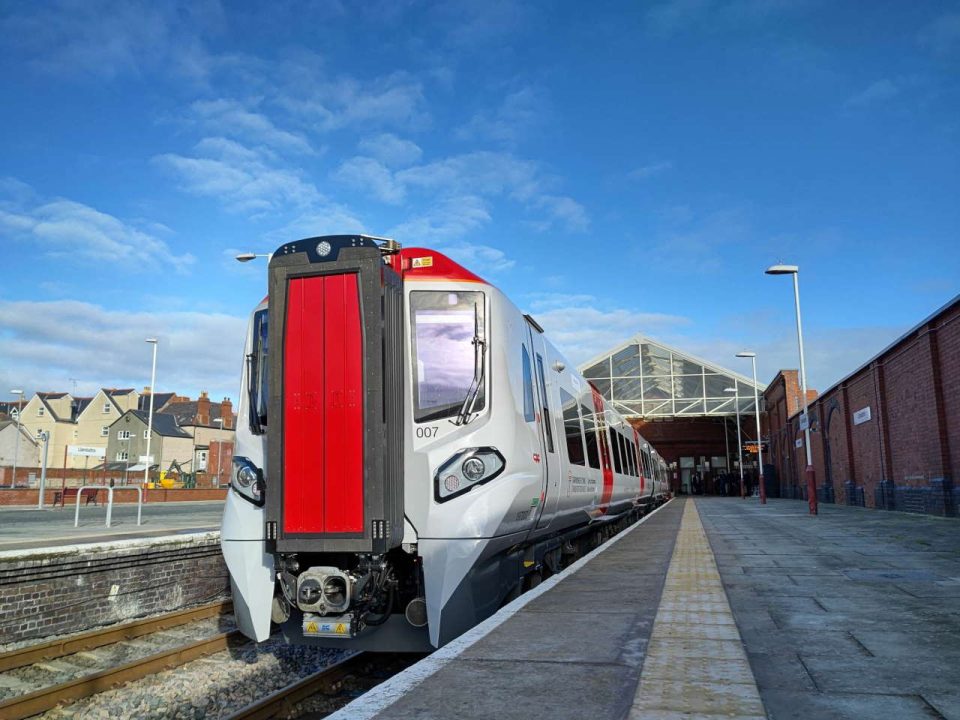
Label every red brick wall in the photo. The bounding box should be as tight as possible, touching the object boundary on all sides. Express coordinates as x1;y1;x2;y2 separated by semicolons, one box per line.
763;298;959;512
940;311;960;483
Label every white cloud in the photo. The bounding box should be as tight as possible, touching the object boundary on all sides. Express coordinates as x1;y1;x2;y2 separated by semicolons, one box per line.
2;0;224;80
332;157;406;204
628;161;673;180
388;195;492;244
276;70;429;132
436;244;515;274
190;99;314;155
357;133;423;167
154;137;323;215
919;12;960;55
843;79;900;109
0;299;246;402
0;184;194;272
456;86;547;145
525;293;691;365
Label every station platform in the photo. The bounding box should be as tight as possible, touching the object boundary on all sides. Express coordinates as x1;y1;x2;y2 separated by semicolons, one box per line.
0;500;223;551
332;497;960;720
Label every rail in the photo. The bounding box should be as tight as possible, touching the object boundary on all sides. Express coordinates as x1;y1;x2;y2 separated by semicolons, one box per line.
225;652;368;720
74;484;142;528
0;599;230;673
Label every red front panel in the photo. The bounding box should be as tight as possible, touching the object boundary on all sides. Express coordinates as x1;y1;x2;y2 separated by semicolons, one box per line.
283;274;365;534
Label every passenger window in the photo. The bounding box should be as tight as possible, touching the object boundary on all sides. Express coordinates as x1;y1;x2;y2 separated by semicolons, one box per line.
610;428;623;474
560;389;585;466
581;401;601;470
522;346;535;422
535;354;555;453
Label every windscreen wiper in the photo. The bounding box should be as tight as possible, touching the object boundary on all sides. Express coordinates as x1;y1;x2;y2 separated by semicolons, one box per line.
453;303;485;426
246;352;263;435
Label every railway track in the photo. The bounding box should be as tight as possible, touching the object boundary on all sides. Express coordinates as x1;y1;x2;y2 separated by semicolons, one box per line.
0;599;236;720
227;652;424;720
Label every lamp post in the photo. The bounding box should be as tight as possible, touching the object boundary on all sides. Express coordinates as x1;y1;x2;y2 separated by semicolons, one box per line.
766;263;817;515
725;388;744;498
9;389;23;488
234;252;271;263
737;351;766;505
144;339;158;487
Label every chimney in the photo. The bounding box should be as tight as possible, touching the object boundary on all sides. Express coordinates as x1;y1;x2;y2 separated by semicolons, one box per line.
197;391;211;426
220;398;234;430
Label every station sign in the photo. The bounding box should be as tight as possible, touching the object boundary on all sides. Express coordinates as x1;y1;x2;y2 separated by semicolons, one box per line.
138;455;155;464
67;445;105;458
853;406;872;425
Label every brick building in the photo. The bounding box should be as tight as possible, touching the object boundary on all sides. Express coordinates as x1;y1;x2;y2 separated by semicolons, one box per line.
764;294;960;515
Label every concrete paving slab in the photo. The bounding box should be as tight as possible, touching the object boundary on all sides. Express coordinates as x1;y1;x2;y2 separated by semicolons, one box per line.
698;497;960;720
376;658;638;720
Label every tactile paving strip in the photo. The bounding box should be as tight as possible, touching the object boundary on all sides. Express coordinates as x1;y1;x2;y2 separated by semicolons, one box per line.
630;499;766;719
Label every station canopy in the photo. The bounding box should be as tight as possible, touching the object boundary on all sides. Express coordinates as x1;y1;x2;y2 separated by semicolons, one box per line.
578;336;766;419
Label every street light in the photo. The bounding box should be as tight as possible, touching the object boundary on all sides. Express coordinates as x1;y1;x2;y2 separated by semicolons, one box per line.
766;263;817;515
9;389;23;488
725;388;745;498
737;351;766;505
234;252;271;263
144;339;158;487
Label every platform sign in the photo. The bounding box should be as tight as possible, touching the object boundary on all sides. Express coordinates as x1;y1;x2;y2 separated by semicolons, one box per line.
138;455;155;464
853;406;872;425
67;445;105;458
798;412;809;431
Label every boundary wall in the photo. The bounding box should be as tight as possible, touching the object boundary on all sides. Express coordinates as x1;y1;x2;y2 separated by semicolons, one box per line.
765;295;960;516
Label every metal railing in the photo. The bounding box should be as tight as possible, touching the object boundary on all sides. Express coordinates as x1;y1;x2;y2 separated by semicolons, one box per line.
74;485;143;528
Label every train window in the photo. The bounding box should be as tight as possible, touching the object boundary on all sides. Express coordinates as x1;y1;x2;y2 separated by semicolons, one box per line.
535;354;555;452
522;346;535;422
248;308;268;435
560;389;585;466
620;433;630;476
630;441;638;477
580;402;601;470
610;428;623;474
411;291;486;422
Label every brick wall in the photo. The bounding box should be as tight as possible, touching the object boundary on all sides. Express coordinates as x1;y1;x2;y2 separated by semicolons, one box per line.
0;533;229;645
764;297;960;516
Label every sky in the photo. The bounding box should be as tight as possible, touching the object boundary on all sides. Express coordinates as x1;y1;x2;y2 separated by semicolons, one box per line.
1;0;958;404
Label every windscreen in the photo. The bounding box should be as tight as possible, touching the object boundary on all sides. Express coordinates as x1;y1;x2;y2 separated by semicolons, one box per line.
411;291;486;422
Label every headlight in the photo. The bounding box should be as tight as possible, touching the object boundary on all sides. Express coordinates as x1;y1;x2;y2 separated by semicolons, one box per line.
462;457;485;481
434;447;505;502
231;456;264;506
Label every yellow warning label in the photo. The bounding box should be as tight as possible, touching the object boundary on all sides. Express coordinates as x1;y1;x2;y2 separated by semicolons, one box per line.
412;256;433;268
306;621;318;633
336;623;347;634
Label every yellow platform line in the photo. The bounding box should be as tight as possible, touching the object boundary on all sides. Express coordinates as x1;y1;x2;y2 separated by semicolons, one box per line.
629;499;766;719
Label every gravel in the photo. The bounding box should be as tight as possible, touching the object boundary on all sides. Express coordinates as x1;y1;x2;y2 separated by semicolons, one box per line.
39;637;349;720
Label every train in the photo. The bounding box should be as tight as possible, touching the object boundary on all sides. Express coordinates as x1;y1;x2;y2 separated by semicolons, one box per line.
221;235;669;652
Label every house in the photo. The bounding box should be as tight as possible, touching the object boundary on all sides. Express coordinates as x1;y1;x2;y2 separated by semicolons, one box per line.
15;392;78;470
67;388;144;469
105;410;194;473
160;391;236;484
0;420;41;470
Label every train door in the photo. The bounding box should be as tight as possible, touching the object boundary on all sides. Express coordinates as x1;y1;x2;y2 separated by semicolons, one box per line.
525;321;560;529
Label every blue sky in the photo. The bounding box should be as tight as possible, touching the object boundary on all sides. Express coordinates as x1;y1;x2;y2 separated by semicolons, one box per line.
1;0;958;403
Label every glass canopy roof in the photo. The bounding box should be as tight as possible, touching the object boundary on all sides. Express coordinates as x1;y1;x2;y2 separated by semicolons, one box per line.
578;336;765;418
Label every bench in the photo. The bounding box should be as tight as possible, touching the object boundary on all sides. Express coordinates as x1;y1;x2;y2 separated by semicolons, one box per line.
55;487;99;507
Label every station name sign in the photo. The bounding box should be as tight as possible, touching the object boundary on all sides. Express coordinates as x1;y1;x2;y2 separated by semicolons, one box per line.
853;406;872;425
67;445;106;458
